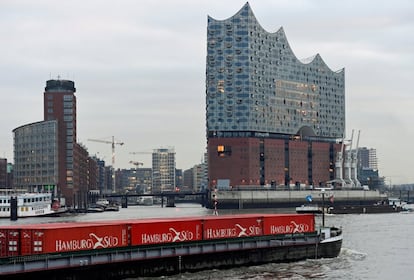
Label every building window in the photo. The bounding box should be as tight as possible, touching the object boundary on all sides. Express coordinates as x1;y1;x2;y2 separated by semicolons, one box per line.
63;115;73;121
218;80;225;93
217;145;232;157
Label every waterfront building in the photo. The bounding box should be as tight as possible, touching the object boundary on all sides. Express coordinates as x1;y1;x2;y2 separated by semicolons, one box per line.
74;143;99;196
119;169;136;191
358;147;378;170
94;158;110;194
43;79;77;202
206;3;344;189
182;164;205;193
104;166;114;194
183;168;194;190
193;163;207;192
13;120;59;192
134;168;152;193
176;169;183;188
357;147;381;189
358;168;381;189
152;148;175;193
118;168;152;193
0;158;8;188
86;153;99;192
13;79;97;206
6;163;13;189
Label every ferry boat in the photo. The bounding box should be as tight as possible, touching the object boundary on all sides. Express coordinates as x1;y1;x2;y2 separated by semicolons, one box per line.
0;192;59;218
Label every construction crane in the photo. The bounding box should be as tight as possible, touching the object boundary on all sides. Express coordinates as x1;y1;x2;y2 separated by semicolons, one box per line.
129;152;152;169
88;136;124;193
130;151;152;155
129;161;143;168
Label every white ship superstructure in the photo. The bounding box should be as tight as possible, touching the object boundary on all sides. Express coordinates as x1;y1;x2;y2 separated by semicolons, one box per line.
0;192;55;218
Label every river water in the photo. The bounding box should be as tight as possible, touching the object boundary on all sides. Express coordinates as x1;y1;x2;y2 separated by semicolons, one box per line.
1;204;413;280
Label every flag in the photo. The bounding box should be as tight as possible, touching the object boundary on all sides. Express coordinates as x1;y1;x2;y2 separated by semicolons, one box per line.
306;195;313;202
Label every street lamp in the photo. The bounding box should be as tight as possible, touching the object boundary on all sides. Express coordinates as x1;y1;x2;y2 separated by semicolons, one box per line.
315;187;332;227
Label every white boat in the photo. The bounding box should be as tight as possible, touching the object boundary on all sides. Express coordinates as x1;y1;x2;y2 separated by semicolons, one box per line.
94;198;119;211
87;204;105;213
0;192;58;218
296;204;323;214
137;196;154;206
104;203;120;212
401;203;414;212
95;198;110;208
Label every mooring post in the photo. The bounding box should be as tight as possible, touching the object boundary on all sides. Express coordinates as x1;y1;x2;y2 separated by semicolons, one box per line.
321;190;326;227
212;189;218;215
10;196;18;221
178;255;182;273
121;195;128;208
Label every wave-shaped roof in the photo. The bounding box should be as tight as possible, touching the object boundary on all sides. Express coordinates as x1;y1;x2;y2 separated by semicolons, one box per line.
208;2;343;75
206;2;345;139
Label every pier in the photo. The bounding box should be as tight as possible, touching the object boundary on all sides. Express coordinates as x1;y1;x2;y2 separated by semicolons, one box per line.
206;189;386;209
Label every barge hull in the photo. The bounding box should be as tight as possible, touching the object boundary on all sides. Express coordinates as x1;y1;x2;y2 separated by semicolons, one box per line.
1;234;341;279
328;204;402;214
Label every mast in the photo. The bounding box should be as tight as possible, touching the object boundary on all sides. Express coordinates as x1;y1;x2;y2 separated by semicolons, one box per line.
351;130;361;188
343;130;354;188
335;133;346;187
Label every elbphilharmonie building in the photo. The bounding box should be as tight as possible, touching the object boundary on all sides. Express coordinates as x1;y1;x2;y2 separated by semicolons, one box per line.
206;3;345;188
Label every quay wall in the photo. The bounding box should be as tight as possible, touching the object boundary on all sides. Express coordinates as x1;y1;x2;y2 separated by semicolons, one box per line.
209;190;386;209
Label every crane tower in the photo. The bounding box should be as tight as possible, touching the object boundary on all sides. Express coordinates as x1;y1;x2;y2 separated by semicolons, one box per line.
88;136;124;193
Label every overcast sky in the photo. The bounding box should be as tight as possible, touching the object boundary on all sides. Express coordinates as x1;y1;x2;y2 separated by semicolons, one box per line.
1;0;413;184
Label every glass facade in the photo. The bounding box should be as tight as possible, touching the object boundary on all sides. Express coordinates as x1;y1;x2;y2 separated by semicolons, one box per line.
152;148;176;193
13;120;58;191
206;3;345;139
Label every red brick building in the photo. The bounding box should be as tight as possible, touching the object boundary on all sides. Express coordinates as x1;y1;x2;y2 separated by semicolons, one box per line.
208;137;340;188
43;79;77;205
0;158;7;188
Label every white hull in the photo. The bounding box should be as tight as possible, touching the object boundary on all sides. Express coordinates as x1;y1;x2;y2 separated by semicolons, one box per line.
137;196;154;206
0;193;56;218
296;204;322;214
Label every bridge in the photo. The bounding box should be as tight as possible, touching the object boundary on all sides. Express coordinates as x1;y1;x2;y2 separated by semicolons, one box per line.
92;191;209;208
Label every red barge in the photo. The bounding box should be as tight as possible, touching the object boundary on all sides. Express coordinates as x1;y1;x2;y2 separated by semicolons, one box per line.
0;213;342;279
